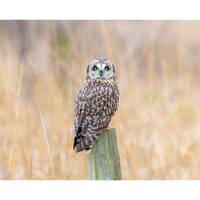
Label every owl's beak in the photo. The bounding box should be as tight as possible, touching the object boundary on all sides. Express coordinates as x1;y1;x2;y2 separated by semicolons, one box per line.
99;70;104;78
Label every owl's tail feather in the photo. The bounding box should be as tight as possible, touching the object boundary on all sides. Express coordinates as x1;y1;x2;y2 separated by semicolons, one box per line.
74;134;98;153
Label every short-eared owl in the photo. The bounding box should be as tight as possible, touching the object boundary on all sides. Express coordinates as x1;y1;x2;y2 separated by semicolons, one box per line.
73;58;119;152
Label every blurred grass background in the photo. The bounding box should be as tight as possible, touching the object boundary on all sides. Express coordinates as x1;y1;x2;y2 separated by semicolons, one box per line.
0;21;200;179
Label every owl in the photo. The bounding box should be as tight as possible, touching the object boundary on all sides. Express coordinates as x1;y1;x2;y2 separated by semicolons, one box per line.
73;58;119;153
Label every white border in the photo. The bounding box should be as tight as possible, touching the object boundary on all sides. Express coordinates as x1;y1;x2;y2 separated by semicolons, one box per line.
0;181;200;200
0;0;200;19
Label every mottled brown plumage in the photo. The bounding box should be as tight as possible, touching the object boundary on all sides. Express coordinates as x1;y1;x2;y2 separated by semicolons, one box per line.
73;58;119;152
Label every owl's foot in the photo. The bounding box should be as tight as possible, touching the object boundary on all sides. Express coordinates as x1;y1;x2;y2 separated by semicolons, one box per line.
85;146;92;154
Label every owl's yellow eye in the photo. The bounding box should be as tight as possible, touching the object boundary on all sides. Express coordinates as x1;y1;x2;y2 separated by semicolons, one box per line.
92;65;98;71
104;65;110;71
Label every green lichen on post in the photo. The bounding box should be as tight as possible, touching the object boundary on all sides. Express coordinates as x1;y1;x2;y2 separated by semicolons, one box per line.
87;128;122;180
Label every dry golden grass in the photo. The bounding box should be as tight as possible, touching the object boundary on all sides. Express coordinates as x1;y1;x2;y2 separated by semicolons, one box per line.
0;21;200;179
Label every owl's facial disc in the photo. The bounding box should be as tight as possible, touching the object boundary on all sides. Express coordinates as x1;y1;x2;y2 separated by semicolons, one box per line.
88;59;115;79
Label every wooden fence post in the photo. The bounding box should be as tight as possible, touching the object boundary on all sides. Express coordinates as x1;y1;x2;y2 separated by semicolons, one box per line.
87;128;122;180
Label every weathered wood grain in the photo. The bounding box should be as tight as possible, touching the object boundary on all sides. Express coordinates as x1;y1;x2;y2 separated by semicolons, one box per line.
87;128;122;180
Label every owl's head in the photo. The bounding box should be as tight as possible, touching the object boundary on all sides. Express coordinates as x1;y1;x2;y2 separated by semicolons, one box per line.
87;58;116;80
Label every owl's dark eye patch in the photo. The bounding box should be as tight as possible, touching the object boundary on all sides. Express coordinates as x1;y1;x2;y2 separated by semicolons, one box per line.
104;65;110;71
92;65;98;71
